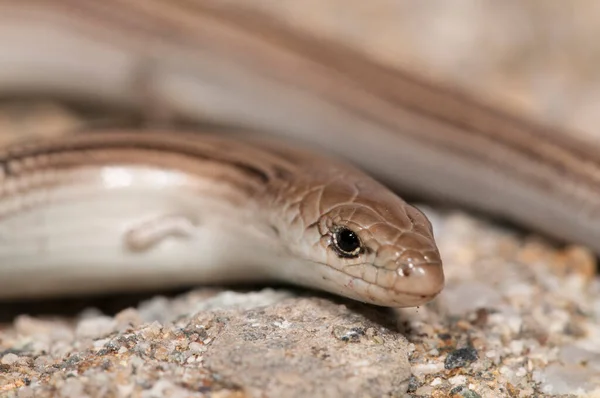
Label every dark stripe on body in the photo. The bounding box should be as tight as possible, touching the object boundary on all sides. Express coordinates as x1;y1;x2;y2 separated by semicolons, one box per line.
0;137;272;184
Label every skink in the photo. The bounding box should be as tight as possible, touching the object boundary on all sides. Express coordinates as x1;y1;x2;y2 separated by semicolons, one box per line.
0;1;596;305
0;130;443;306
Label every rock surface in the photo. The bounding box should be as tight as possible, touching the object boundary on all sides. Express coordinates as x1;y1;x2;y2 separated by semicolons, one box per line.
1;291;413;397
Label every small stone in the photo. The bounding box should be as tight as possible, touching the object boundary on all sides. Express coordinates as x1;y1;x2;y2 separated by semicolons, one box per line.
445;347;479;370
139;321;163;340
430;377;443;386
1;353;19;365
412;362;445;377
115;308;144;329
449;375;467;385
450;385;482;398
509;340;524;355
75;316;116;339
406;375;419;392
188;342;205;353
414;385;434;396
332;325;365;342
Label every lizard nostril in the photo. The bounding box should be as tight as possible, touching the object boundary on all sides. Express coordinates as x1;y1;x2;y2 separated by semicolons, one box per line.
398;249;424;267
397;265;411;277
400;265;412;277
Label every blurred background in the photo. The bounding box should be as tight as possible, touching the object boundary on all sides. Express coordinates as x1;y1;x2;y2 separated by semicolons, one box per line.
0;1;599;142
242;0;599;138
252;0;600;135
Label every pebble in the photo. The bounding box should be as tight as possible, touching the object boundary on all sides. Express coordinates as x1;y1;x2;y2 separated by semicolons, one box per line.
445;347;479;370
1;353;19;365
448;375;467;385
75;316;116;339
411;362;445;377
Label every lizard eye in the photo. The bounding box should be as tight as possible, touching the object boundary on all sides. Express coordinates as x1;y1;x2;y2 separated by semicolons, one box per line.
332;227;362;258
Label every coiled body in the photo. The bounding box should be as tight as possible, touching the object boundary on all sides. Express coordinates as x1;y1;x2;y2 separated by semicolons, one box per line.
0;130;443;307
0;1;597;305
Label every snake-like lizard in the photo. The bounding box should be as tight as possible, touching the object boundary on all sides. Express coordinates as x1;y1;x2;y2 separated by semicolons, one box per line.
0;1;596;306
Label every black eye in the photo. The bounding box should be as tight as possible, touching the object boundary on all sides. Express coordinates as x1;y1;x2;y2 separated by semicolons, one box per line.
333;227;362;258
